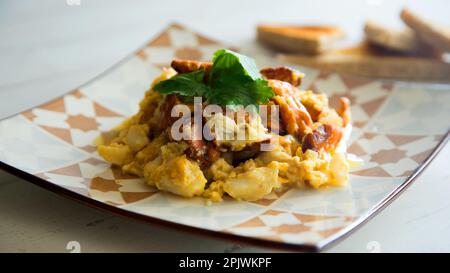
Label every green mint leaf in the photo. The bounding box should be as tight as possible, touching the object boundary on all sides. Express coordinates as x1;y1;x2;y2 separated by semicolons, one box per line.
153;49;275;108
208;77;273;108
208;49;274;107
252;79;275;104
153;69;209;97
211;49;262;81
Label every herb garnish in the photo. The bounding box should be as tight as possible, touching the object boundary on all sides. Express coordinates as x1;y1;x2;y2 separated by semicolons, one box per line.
153;49;274;108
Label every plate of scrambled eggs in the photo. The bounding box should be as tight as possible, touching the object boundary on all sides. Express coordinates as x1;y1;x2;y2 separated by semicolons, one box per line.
1;24;448;251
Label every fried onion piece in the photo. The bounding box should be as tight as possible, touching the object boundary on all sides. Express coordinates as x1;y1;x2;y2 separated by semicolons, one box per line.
268;80;313;139
260;66;304;87
337;97;351;127
185;120;221;168
160;94;220;167
170;59;212;75
160;94;183;131
302;124;343;152
186;139;221;168
260;100;287;134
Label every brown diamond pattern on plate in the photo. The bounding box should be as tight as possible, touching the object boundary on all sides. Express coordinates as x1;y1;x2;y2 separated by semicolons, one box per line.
340;74;374;90
315;70;334;80
19;89;123;152
147;30;171;47
350;132;440;177
348;142;366;156
79;145;97;153
352;166;392;177
36;162;90;196
352;121;367;128
411;149;434;164
293;213;336;223
360;97;387;117
66;114;99;132
41;125;73;143
71;90;84;98
93;102;122;117
22;110;37;121
89;177;121;192
226;209;355;244
362;132;378;140
136;49;148;60
318;226;348;237
84;157;107;166
48;163;82;177
169;23;185;30
250;186;291;206
121;192;155;204
37;156;156;205
174;47;203;61
272;223;310;234
386;134;425;146
400;170;414;177
234;217;265;228
40;97;66;113
370;148;406;164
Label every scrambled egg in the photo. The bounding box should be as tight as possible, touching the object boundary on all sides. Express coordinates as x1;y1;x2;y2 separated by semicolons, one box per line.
97;68;352;203
205;112;271;152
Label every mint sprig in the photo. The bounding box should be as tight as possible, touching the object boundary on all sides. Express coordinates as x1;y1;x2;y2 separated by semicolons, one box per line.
153;49;274;107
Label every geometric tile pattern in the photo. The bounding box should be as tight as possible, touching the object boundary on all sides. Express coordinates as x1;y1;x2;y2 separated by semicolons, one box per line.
369;85;450;135
309;72;394;130
138;23;233;67
22;90;125;154
0;115;88;174
121;194;266;231
0;23;449;250
270;175;405;217
349;133;442;177
226;210;355;245
37;157;156;206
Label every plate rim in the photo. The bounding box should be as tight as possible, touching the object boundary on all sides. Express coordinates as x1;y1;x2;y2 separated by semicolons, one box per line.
0;22;449;252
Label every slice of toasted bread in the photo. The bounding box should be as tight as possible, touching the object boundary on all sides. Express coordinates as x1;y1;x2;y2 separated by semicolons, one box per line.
364;21;441;57
364;20;424;54
401;8;450;52
280;42;450;81
257;25;344;55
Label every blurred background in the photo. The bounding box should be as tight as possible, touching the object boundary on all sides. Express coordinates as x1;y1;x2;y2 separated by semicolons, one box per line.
1;0;450;119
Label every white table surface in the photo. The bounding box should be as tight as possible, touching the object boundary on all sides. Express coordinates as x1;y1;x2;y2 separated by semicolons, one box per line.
0;0;449;252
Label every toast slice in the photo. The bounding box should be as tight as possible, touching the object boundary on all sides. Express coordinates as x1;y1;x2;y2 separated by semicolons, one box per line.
364;20;425;54
280;42;450;81
401;8;450;52
257;25;344;55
